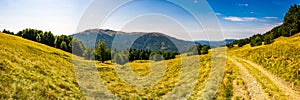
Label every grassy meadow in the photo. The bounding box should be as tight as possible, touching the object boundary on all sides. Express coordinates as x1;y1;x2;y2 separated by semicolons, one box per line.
0;33;83;99
3;31;299;99
230;33;300;92
0;32;245;99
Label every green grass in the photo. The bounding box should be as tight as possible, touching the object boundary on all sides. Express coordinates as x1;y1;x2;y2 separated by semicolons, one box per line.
231;33;300;91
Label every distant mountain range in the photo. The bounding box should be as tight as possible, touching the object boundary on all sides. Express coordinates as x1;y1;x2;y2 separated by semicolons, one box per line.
195;39;236;48
71;29;236;52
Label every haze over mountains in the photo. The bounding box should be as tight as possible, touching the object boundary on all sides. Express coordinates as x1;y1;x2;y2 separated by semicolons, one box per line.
71;29;235;52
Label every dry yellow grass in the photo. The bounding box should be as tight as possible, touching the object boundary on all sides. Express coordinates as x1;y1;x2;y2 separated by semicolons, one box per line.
0;33;83;99
0;32;245;99
230;33;300;92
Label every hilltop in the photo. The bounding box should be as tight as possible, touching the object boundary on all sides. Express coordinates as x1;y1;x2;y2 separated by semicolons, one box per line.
71;29;196;52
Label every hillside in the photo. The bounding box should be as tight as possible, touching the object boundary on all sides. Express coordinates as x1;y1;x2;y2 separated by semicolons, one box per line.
0;33;83;99
0;32;246;99
2;30;299;99
230;32;300;93
71;29;195;52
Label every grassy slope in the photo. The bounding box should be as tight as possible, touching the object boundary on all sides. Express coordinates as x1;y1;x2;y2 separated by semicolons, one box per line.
0;33;83;99
0;32;242;99
97;54;241;99
231;32;300;91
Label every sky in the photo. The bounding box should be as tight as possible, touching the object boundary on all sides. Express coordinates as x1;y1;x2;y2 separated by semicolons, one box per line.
0;0;299;40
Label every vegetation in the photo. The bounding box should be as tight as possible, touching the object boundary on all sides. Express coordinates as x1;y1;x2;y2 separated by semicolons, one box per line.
2;4;300;99
112;49;178;64
227;4;300;48
0;32;243;99
3;28;182;64
95;41;111;62
1;28;85;56
2;29;14;35
213;59;240;100
231;33;300;92
187;44;211;56
234;58;287;99
0;33;83;99
85;41;179;64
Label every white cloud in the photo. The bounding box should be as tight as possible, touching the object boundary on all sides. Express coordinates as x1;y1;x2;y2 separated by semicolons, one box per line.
215;13;222;16
263;16;278;19
238;3;249;7
250;12;255;14
224;16;257;22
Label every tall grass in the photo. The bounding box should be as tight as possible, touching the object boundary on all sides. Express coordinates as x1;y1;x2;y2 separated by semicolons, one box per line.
0;33;83;99
0;32;245;99
231;33;300;91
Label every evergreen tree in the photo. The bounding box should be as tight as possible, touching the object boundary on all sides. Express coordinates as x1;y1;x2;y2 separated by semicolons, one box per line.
60;41;68;51
83;47;95;60
95;41;110;62
72;39;85;56
2;29;14;35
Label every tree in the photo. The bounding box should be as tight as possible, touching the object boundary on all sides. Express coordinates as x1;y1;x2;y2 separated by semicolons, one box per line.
250;34;263;47
36;34;41;42
95;41;110;62
263;33;274;45
72;39;85;56
201;45;209;54
54;35;73;53
83;47;95;60
60;41;68;51
2;29;14;35
41;31;55;47
226;43;234;48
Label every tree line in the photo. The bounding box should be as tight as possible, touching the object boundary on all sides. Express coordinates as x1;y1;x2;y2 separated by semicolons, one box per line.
1;28;85;56
226;4;300;48
84;41;179;64
187;44;210;56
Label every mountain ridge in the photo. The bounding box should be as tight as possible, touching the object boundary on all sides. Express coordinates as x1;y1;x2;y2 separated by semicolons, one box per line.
72;29;236;52
71;29;196;52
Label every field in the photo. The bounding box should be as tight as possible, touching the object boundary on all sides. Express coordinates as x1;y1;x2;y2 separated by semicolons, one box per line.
0;32;245;99
230;33;300;92
1;32;299;99
0;33;83;99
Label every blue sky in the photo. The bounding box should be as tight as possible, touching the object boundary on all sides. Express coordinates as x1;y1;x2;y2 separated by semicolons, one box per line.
0;0;299;40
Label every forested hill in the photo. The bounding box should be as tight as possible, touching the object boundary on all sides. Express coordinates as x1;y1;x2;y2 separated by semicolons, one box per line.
226;4;300;48
71;29;195;53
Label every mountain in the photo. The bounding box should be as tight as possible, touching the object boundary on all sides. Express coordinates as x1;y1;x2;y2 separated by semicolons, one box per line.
195;39;236;48
71;29;196;53
0;33;83;99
